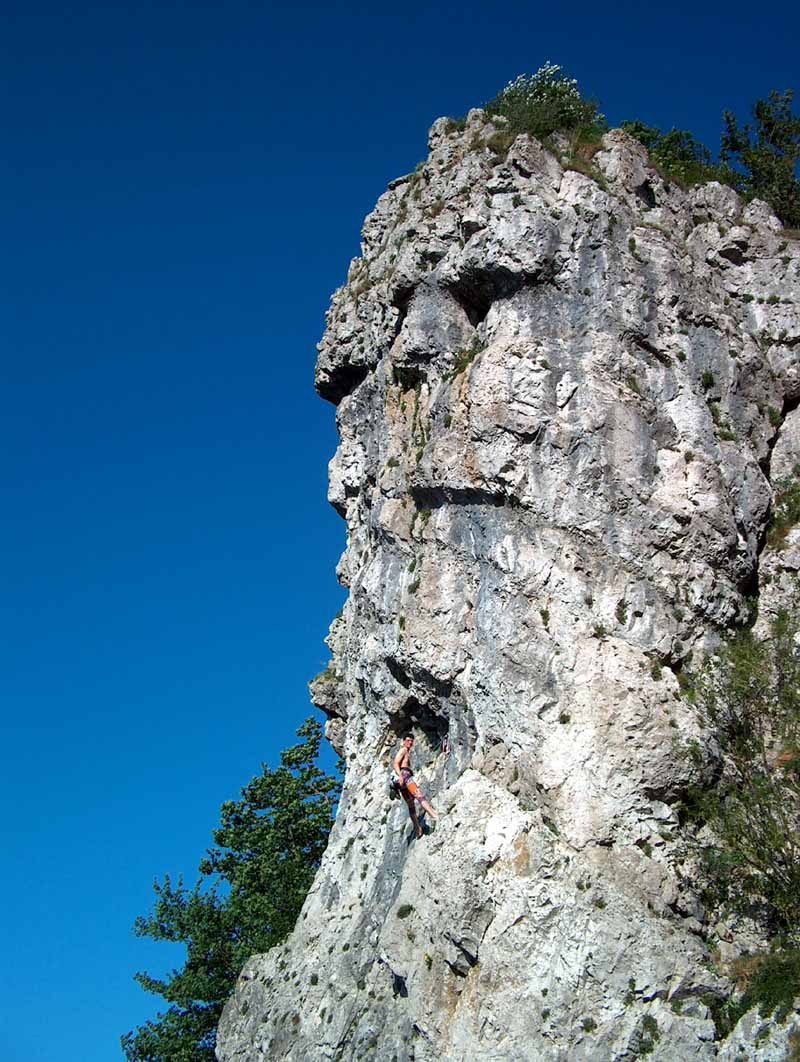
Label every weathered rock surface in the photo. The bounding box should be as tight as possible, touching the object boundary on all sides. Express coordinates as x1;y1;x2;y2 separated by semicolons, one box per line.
218;112;800;1059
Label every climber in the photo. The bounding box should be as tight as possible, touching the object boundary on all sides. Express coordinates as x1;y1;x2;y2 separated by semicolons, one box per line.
392;733;439;838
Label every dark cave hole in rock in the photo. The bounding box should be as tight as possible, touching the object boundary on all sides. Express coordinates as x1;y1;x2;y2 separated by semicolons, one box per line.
387;697;449;767
391;285;414;335
410;484;506;510
446;278;493;326
392;364;426;390
318;361;370;405
634;180;657;209
391;973;408;998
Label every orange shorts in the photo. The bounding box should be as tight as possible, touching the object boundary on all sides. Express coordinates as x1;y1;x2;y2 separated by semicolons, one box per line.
401;769;426;804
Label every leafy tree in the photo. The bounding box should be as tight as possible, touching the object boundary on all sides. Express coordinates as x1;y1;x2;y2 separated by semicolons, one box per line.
122;718;341;1061
619;120;731;187
689;608;800;940
721;89;800;229
622;91;799;225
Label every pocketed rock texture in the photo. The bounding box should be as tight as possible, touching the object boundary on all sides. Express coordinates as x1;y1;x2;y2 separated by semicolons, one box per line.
218;111;800;1059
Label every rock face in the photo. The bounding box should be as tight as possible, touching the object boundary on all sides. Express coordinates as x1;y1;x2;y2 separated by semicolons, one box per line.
218;112;800;1059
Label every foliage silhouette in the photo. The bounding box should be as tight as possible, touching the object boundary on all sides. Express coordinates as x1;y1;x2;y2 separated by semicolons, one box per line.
122;717;340;1061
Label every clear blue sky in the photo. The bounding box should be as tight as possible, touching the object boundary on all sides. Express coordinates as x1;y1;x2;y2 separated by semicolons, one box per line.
2;2;797;1059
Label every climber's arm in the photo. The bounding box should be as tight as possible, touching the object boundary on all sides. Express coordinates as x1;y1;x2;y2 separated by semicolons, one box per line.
392;748;405;782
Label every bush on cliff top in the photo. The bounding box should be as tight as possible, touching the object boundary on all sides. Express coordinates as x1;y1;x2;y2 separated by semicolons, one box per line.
455;64;800;227
483;62;605;142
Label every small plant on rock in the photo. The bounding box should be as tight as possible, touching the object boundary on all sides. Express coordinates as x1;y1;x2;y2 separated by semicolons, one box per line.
638;1014;660;1054
447;333;484;380
768;464;800;547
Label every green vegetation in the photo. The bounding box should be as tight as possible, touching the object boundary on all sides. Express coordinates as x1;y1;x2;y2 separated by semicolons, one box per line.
450;63;609;181
310;663;339;687
447;333;484;381
689;608;800;940
768;464;800;548
122;719;340;1061
623;90;799;227
721;90;800;229
483;62;604;143
620;120;732;188
637;1014;660;1055
731;951;800;1028
397;904;414;919
451;64;799;228
768;405;783;427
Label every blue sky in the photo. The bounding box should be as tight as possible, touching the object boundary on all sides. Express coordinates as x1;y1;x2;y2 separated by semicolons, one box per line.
2;1;798;1059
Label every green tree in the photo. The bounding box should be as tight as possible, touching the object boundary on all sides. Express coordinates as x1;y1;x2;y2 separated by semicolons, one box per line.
721;89;800;229
689;608;800;940
619;120;730;187
122;717;341;1061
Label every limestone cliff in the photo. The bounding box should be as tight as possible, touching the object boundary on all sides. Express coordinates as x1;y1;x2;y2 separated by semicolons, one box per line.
217;111;800;1060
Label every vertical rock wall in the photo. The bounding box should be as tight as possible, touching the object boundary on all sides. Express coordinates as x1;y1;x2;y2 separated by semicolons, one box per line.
218;112;800;1060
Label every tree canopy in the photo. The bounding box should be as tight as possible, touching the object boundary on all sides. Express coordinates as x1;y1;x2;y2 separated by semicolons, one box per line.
122;717;340;1062
622;89;800;227
721;89;800;229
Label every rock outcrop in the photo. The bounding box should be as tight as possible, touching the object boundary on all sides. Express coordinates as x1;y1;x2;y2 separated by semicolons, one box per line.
218;111;800;1059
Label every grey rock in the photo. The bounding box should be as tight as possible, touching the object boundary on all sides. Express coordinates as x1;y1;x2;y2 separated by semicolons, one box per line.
217;112;800;1061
